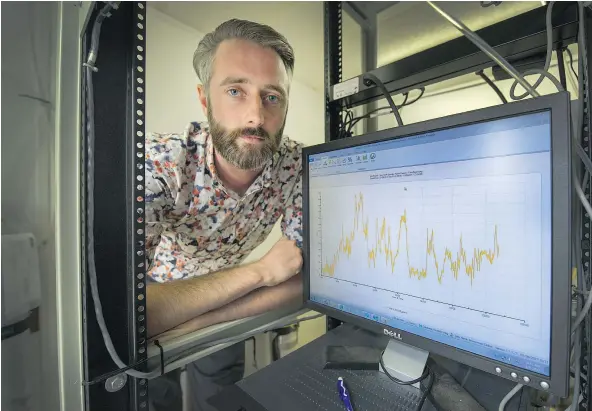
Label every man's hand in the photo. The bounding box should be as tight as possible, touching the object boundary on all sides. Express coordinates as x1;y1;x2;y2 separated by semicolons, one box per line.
256;237;303;287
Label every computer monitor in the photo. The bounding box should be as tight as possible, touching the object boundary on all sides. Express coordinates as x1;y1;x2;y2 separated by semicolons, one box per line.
302;92;571;397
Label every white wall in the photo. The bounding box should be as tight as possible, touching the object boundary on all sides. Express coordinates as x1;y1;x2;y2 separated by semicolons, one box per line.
145;8;204;133
1;2;61;411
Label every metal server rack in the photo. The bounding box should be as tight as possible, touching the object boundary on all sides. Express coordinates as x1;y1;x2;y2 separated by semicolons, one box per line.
81;2;149;410
582;9;592;409
323;2;592;408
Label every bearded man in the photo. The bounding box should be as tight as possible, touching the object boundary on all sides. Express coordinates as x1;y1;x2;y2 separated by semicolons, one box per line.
144;19;304;411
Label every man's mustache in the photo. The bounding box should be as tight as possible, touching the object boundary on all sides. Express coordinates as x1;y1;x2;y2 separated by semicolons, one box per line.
227;127;270;140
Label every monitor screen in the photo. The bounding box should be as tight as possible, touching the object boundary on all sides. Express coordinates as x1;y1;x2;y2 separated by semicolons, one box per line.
307;110;552;377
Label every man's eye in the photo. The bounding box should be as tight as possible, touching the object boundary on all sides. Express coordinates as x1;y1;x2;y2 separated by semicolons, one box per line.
227;88;240;96
265;95;280;104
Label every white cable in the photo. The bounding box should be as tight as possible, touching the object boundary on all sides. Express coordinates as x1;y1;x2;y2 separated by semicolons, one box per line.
516;68;564;93
572;168;592;332
574;172;592;224
498;383;523;411
566;316;582;410
509;2;557;100
427;1;540;98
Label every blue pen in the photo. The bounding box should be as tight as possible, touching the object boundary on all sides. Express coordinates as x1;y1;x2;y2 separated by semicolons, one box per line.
337;377;354;411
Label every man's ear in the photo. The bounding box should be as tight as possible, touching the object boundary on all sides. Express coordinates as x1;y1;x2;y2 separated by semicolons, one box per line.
197;84;208;117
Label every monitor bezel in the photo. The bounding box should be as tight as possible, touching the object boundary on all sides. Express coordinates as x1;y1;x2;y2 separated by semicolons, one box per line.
302;92;571;397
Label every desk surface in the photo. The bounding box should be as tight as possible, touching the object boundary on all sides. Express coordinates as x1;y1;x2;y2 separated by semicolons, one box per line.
210;323;437;411
210;323;529;411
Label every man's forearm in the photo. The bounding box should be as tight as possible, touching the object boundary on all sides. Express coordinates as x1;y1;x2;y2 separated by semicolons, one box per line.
150;275;303;341
147;262;267;337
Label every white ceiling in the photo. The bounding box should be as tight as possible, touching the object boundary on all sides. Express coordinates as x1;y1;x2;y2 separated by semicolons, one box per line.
149;1;543;93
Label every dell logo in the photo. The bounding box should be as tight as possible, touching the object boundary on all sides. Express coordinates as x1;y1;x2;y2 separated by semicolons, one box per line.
384;329;402;340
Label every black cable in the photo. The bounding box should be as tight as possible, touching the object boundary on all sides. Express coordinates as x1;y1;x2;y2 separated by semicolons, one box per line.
566;46;579;80
361;73;403;127
347;106;391;133
345;110;353;137
403;87;425;106
154;340;165;376
416;369;434;411
344;87;425;135
245;336;257;370
378;350;433;410
401;92;409;107
557;47;568;90
272;334;280;361
476;70;508;104
340;109;354;138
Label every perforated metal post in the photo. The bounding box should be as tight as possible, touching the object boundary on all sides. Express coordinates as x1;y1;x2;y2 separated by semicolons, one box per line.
324;1;343;142
131;4;148;408
343;2;379;134
80;2;149;410
582;7;592;409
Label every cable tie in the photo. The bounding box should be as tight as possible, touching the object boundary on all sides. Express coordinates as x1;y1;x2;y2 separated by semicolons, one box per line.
83;62;99;73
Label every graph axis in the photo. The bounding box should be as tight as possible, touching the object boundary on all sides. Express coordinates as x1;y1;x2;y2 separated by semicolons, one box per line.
320;274;527;323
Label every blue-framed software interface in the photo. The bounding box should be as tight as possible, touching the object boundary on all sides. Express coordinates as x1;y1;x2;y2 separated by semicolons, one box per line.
308;111;552;376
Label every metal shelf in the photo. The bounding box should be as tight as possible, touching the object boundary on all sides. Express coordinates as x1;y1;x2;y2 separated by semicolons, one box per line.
324;2;580;140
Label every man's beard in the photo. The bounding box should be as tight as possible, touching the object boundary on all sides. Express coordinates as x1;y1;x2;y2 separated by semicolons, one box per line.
207;104;284;171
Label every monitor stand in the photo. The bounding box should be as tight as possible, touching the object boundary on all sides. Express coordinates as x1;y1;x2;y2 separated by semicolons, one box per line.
379;339;430;389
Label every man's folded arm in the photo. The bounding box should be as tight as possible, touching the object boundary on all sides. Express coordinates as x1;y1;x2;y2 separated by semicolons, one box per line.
146;262;268;337
149;274;303;340
147;236;302;337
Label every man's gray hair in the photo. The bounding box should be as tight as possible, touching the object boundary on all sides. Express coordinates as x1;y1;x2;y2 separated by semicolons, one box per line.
193;19;295;89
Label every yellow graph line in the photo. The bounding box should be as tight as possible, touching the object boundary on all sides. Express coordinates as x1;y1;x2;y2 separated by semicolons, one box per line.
322;193;500;285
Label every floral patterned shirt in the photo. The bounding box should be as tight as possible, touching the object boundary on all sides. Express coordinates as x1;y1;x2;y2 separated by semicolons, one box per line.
145;122;303;283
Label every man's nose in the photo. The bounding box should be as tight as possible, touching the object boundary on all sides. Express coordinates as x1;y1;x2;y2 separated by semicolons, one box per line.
244;95;264;128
